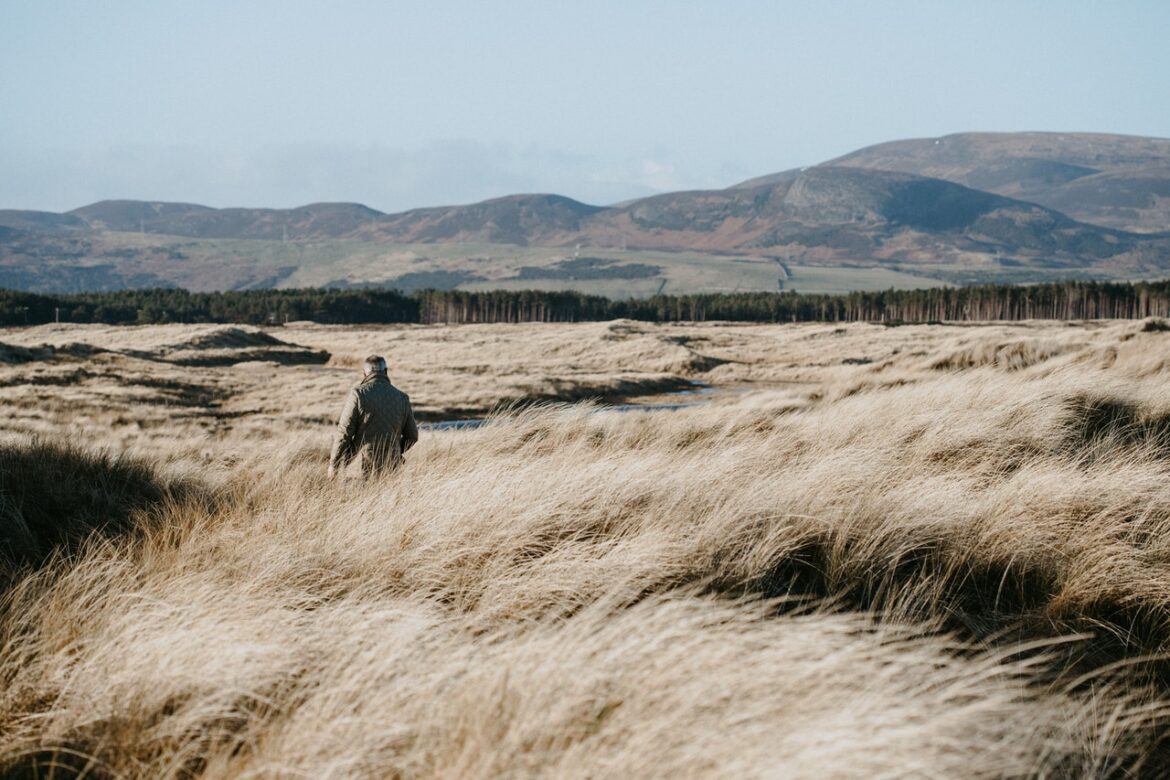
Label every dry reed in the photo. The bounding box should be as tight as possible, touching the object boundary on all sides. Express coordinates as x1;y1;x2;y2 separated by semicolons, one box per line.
2;318;1170;776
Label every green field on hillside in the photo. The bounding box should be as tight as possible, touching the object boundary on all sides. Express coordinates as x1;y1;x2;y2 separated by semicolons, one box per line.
101;233;956;296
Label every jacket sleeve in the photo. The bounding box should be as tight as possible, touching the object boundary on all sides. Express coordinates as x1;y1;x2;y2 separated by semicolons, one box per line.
401;399;419;453
329;389;361;468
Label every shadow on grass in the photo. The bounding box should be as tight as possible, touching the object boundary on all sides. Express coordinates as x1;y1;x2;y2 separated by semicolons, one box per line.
701;535;1170;776
0;441;210;584
1064;394;1170;459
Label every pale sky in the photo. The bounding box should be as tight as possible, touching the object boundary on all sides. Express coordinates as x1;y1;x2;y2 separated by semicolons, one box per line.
2;0;1168;213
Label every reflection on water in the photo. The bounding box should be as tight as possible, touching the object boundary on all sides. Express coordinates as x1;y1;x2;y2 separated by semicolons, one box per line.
422;418;491;431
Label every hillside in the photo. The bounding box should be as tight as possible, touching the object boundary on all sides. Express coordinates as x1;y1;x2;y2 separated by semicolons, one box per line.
2;132;1169;293
365;194;605;245
602;166;1142;265
68;200;385;240
824;132;1170;232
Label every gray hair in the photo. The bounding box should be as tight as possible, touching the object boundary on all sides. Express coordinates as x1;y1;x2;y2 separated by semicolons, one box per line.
363;355;388;375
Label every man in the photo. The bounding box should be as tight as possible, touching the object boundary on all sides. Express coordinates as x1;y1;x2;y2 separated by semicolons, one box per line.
328;354;418;479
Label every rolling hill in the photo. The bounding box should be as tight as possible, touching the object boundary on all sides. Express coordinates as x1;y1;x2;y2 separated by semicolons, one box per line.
822;132;1170;233
1;132;1169;294
68;200;385;240
364;194;606;246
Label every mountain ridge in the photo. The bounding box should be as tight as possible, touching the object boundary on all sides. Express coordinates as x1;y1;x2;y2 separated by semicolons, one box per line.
3;131;1169;294
823;131;1170;232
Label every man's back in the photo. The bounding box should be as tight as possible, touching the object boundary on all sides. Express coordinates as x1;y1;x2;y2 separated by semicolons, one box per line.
330;371;418;477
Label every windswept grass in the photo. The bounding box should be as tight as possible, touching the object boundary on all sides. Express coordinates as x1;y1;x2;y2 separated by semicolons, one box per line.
2;319;1170;776
0;442;207;576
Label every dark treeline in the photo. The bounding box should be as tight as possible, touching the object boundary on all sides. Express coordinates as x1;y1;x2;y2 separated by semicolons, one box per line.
0;288;419;326
3;280;1170;327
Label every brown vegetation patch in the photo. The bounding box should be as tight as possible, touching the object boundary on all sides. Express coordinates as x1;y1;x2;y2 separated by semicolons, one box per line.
0;341;106;365
145;328;330;367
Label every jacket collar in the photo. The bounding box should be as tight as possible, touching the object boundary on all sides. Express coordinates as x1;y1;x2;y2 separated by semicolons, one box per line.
362;371;391;386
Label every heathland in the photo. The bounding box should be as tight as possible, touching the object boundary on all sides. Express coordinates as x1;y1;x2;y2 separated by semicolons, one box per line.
3;318;1170;777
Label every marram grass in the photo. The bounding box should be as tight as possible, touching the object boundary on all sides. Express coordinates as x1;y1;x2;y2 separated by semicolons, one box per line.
2;318;1170;776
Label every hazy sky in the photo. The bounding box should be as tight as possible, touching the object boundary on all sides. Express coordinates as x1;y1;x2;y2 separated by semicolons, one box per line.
2;0;1167;213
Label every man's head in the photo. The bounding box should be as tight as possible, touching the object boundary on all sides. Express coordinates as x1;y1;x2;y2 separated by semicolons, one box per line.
362;355;388;377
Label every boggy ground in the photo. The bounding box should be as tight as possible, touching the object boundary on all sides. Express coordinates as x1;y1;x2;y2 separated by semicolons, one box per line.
2;318;1170;777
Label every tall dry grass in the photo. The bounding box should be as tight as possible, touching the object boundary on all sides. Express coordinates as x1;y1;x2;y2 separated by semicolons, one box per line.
3;318;1170;776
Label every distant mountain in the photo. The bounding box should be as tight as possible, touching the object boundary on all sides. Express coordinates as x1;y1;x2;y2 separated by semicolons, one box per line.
822;132;1170;232
361;166;1148;266
1017;167;1170;234
67;200;385;240
642;166;1139;264
0;210;88;232
365;194;605;245
2;131;1169;293
68;200;215;231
